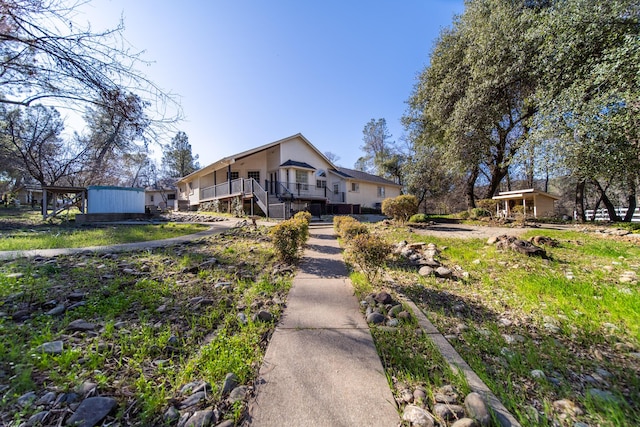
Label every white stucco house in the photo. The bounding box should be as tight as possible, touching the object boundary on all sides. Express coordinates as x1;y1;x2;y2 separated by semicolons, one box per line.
175;133;402;218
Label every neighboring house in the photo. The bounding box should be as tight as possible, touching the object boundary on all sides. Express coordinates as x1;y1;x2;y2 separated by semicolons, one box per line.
145;180;178;211
11;184;43;207
175;133;402;218
492;188;560;218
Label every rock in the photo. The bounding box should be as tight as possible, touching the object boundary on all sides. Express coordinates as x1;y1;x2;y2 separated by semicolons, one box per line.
164;406;180;423
184;409;217;427
413;387;427;402
586;388;619;403
67;319;97;332
46;303;66;316
434;393;458;404
76;381;97;396
228;385;247;403
399;388;414;404
386;318;399;327
418;266;435;277
35;341;63;355
65;396;117;427
433;403;466;421
178;391;207;409
486;236;498;245
6;272;24;279
215;421;234;427
25;411;49;426
68;291;86;301
375;291;393;305
531;369;546;379
495;235;546;257
402;405;435;427
237;313;248;325
397;311;411;321
389;304;403;317
222;373;239;395
451;419;481;427
435;266;453;278
464;392;491;426
17;391;37;408
253;310;273;322
366;312;386;325
11;309;31;321
36;391;57;405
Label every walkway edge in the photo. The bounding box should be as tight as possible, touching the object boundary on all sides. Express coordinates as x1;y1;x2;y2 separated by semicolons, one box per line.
399;295;521;427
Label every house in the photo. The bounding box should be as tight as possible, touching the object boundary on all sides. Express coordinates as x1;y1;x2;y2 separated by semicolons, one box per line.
10;184;43;207
175;133;402;218
145;180;178;211
492;189;560;218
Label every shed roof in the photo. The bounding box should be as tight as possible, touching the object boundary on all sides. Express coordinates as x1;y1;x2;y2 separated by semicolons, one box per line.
492;189;560;200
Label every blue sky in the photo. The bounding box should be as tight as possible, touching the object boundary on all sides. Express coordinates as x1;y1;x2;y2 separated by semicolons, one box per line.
77;1;464;168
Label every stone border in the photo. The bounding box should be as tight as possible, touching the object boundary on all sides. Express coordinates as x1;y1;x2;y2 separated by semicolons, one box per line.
398;294;522;427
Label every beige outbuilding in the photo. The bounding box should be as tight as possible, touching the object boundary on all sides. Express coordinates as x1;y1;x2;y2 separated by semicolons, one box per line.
492;189;560;219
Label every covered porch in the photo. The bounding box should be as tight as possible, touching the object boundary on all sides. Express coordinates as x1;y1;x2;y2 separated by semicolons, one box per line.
492;189;559;219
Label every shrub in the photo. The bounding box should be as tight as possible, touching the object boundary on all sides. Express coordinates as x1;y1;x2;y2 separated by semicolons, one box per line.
293;211;312;223
470;208;491;219
382;195;418;223
345;233;393;283
409;213;430;223
333;216;368;241
270;216;310;263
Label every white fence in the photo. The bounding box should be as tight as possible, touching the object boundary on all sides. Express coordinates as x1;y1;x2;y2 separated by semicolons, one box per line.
583;207;640;222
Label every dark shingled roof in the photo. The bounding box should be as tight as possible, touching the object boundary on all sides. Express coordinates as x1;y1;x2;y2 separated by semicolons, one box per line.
280;160;316;170
332;167;400;186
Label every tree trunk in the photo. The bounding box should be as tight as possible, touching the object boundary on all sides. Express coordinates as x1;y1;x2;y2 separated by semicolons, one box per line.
575;179;586;222
466;166;479;209
623;179;637;222
593;180;621;222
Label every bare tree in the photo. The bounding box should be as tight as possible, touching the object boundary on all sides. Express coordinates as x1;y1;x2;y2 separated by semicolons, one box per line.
0;0;180;123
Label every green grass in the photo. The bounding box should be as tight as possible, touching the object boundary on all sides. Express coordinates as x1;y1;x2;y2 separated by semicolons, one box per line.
0;225;292;426
356;221;640;426
0;223;208;251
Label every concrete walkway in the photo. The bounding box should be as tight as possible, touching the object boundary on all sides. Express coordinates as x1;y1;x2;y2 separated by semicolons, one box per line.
245;223;399;426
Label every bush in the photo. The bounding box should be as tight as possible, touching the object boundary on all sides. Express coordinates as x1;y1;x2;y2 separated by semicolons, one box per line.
382;195;418;223
345;233;393;283
293;211;312;223
270;215;310;263
333;216;368;241
409;213;430;223
470;208;491;219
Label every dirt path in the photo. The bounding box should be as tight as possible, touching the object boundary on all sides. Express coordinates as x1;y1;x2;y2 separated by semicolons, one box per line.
409;222;572;240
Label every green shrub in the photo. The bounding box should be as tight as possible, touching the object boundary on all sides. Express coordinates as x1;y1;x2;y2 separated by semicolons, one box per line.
470;208;491;219
270;216;310;263
345;233;393;283
333;216;368;240
382;195;418;223
409;213;430;223
293;211;312;223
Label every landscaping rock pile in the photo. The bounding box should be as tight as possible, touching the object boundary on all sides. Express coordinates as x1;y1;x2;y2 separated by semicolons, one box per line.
487;235;547;258
160;212;228;223
394;241;465;280
362;291;411;327
396;382;494;427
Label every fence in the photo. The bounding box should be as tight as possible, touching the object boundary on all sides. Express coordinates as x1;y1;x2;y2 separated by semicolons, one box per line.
583;207;640;222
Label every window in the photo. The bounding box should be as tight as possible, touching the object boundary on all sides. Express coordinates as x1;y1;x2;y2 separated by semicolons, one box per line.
150;195;154;202
295;170;308;184
227;171;239;180
247;171;260;181
333;184;339;194
167;194;176;200
351;182;359;192
316;179;326;189
295;170;308;190
187;182;193;194
377;186;385;197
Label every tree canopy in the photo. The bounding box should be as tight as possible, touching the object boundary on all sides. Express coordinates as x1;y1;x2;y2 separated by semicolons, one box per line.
404;0;640;219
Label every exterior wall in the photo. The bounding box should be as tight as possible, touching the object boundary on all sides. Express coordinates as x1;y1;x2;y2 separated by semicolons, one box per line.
234;150;268;183
345;181;401;208
280;137;333;187
145;190;176;209
535;196;555;218
88;186;144;214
